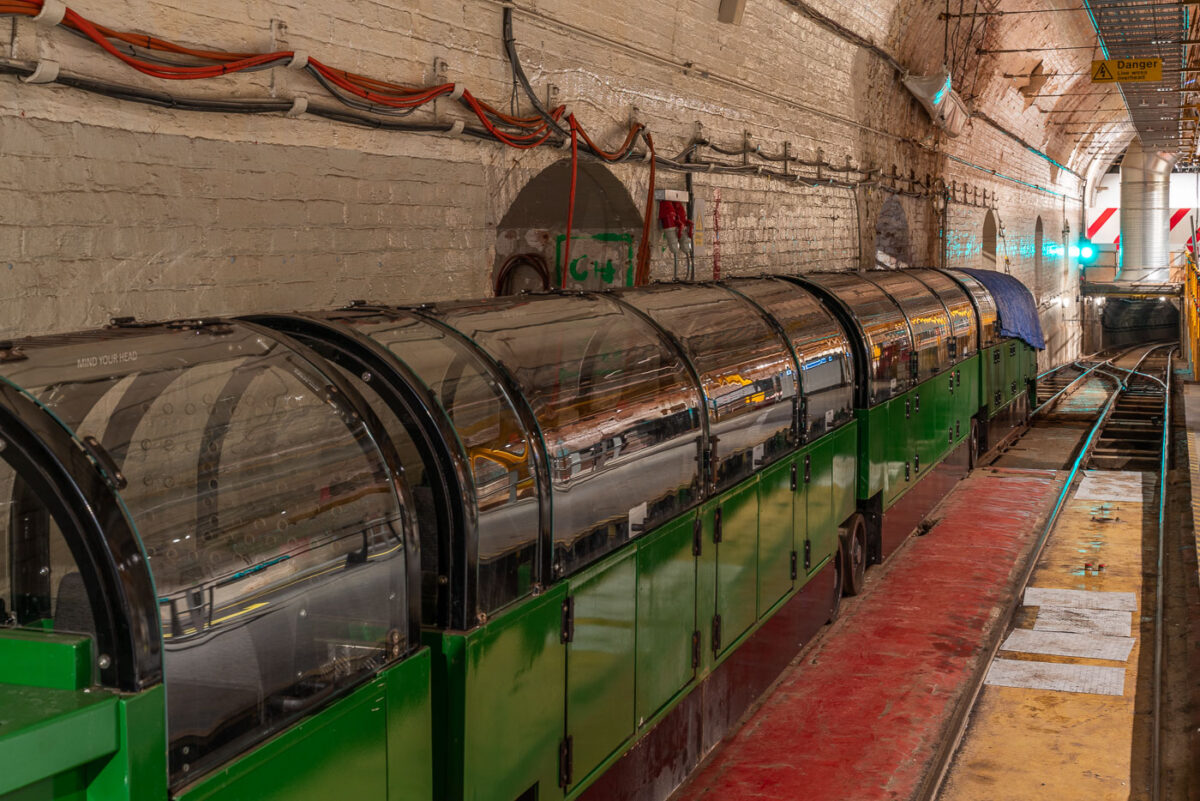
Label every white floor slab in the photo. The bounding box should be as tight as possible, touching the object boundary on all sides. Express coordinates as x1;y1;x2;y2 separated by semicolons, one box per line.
1000;628;1135;662
984;658;1126;696
1023;586;1138;611
1033;605;1133;637
1074;470;1150;503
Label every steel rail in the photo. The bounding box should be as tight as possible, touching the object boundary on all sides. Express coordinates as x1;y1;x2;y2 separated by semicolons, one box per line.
1151;346;1176;801
918;341;1175;801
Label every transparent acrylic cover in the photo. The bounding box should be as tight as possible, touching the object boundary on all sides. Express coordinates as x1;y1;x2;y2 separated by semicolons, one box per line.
0;321;411;785
435;293;703;579
907;269;978;359
616;283;797;490
858;271;952;379
797;272;913;404
331;311;541;616
723;277;854;441
943;269;999;348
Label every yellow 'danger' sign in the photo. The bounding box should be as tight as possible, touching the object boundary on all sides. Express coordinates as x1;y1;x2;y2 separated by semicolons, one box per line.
1091;58;1163;83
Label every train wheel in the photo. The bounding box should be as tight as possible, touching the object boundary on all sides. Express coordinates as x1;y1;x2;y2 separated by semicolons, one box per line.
840;513;868;597
827;544;843;624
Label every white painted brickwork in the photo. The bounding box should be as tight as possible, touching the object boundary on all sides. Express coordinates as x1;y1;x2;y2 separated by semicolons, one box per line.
0;0;1103;364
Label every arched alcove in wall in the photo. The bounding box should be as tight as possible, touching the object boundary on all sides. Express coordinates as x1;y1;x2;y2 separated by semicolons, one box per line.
873;196;910;269
494;160;642;294
982;209;998;267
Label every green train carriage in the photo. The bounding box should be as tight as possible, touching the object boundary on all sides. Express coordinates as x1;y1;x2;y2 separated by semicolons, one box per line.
0;268;1042;801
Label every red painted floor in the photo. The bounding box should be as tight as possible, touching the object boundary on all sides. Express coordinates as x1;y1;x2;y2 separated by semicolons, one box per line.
674;467;1064;801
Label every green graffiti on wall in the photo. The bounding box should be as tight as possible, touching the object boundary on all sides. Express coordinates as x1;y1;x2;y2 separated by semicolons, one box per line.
554;232;635;288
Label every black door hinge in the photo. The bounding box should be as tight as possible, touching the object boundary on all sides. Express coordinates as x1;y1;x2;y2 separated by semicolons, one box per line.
956;419;961;438
914;453;920;472
560;596;575;644
804;453;811;483
1011;381;1017;395
713;507;722;544
909;351;919;379
905;398;911;419
803;539;812;569
691;630;701;669
993;349;1001;364
712;614;722;654
692;516;703;556
790;462;797;491
914;393;921;412
947;426;953;444
559;735;573;788
905;461;911;482
790;550;798;580
949;375;955;394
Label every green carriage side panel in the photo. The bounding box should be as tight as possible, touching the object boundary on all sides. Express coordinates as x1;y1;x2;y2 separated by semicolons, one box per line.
0;683;118;799
714;477;760;658
831;422;858;527
0;631;93;691
756;457;795;616
805;437;835;576
457;588;566;801
567;549;637;792
1004;340;1019;403
387;650;435;801
635;514;698;726
985;343;1004;416
956;354;979;431
3;772;86;801
915;382;932;472
178;675;391;801
792;454;809;585
854;406;885;501
885;395;910;506
87;684;168;801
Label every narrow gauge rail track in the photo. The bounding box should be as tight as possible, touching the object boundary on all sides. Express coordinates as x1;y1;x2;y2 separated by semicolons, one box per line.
922;342;1177;801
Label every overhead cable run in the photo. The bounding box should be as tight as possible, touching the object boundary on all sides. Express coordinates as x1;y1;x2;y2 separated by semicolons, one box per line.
0;0;1075;210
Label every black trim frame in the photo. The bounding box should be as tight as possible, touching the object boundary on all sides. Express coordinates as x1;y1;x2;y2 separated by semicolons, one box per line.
0;382;160;691
245;312;473;631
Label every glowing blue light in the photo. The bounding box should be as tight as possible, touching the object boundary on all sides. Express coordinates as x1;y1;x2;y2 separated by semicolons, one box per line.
1080;245;1095;259
1069;245;1081;258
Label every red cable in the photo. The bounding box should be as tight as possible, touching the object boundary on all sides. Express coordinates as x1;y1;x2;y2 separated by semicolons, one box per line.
634;133;656;286
562;114;580;288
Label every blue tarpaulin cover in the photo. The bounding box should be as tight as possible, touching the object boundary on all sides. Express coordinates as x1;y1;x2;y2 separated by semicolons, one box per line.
957;268;1045;350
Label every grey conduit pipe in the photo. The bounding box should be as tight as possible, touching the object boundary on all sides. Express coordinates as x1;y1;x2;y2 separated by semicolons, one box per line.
1119;140;1177;282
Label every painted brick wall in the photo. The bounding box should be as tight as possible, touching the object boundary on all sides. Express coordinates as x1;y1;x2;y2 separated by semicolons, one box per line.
0;0;1107;365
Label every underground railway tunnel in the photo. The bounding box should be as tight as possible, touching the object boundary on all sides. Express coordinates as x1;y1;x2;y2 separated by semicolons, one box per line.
2;1;1200;801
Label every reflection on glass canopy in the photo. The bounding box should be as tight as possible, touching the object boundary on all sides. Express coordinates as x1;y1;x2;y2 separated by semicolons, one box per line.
795;272;913;405
723;277;854;441
857;271;952;379
434;293;704;577
615;283;797;491
0;321;410;787
943;269;999;348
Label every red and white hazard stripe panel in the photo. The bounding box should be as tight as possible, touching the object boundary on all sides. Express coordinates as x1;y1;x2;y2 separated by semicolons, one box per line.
1086;207;1199;252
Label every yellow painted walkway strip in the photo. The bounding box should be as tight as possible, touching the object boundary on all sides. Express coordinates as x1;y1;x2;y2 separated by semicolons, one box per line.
939;471;1151;801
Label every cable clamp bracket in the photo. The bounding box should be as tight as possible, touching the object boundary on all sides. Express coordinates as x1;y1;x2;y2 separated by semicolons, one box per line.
286;95;308;118
448;83;465;101
446;119;465;136
287;50;309;70
22;60;60;85
33;0;66;26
